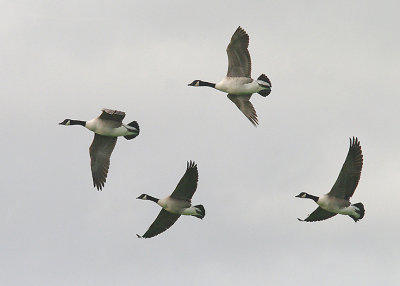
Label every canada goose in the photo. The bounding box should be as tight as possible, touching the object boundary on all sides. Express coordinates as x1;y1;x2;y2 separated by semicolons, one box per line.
59;108;139;190
188;26;272;126
296;137;365;222
136;161;205;238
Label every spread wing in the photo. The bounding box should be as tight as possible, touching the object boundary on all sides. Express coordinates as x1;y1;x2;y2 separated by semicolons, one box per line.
226;26;251;78
298;207;337;222
170;161;198;202
328;137;363;200
98;108;126;122
227;94;258;126
139;209;181;238
89;134;117;190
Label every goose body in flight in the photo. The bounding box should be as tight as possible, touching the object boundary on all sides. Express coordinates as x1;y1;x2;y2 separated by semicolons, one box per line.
137;161;205;238
296;137;365;222
188;26;272;126
59;108;139;190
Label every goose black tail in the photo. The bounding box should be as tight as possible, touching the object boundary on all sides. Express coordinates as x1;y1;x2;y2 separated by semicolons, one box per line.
257;74;272;97
349;203;365;222
193;204;205;219
124;121;140;140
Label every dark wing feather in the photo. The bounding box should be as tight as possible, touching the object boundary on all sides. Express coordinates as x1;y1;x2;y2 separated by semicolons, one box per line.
140;209;181;238
298;207;337;222
226;26;251;77
227;94;258;126
89;134;117;190
98;109;126;122
328;137;363;200
170;161;198;202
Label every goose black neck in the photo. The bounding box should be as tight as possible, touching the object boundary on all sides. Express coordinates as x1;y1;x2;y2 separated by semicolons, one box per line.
147;195;159;203
70;120;86;126
306;194;319;202
199;81;216;88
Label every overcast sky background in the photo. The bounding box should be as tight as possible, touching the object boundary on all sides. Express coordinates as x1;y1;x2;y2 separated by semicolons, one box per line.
1;0;399;285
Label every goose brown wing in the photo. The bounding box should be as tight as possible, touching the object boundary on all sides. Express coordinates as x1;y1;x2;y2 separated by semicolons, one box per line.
89;134;117;190
298;207;337;222
140;209;181;238
98;108;126;122
226;26;251;78
328;137;363;200
227;94;258;126
170;161;198;202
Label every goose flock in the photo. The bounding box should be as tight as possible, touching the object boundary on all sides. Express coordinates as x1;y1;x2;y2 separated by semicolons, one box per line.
60;27;365;238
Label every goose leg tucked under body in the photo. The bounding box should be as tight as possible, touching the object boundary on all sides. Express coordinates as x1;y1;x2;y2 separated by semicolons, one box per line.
59;108;140;190
296;137;365;222
188;26;272;126
136;161;205;239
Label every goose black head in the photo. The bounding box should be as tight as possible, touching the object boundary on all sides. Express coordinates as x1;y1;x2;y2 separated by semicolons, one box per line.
295;192;308;198
136;194;159;203
188;80;201;86
59;119;71;125
136;194;148;200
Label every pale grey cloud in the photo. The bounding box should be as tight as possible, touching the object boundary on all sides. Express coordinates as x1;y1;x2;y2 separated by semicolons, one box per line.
1;0;399;285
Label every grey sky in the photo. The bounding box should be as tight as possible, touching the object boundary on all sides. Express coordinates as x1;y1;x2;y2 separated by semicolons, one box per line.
1;0;399;285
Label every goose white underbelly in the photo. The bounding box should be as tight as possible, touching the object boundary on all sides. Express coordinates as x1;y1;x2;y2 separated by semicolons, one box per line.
86;120;136;137
215;77;264;95
181;206;200;216
158;197;193;215
317;195;357;216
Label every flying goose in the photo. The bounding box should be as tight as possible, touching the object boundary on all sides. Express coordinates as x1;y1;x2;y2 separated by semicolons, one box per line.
188;26;272;126
296;137;365;222
136;161;205;238
59;108;139;190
